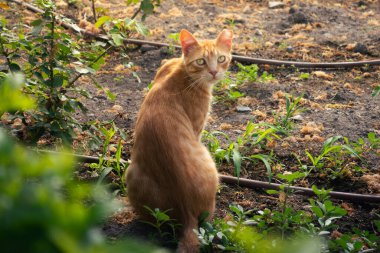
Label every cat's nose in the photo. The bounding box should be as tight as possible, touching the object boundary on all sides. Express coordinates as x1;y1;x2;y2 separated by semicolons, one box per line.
209;70;218;77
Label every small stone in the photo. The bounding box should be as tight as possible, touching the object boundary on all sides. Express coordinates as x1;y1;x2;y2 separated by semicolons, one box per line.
268;1;285;9
353;43;369;54
289;7;296;14
265;41;274;47
289;11;310;24
236;106;252;112
286;46;294;53
290;115;303;121
111;105;123;112
254;29;263;36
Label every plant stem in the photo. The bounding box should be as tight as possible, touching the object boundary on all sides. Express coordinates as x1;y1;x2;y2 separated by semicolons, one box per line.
67;46;113;87
91;0;97;22
0;40;14;74
130;7;141;20
49;11;55;87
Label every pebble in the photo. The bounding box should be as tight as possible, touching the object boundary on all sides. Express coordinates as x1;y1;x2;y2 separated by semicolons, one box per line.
255;29;263;36
286;46;294;53
290;115;303;121
236;106;252;112
289;11;310;24
353;43;369;54
268;1;285;9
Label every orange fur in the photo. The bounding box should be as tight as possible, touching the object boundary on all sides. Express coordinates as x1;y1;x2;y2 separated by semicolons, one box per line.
126;29;233;252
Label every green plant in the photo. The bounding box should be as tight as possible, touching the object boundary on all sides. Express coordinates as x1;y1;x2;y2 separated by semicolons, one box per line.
89;122;128;194
167;32;179;54
299;72;310;80
127;0;161;20
143;206;181;240
267;172;310;238
0;74;162;253
309;186;347;232
372;85;380;97
215;65;273;102
202;128;274;180
95;16;149;48
275;93;304;131
349;132;380;156
296;136;361;178
0;73;34;114
0;2;112;143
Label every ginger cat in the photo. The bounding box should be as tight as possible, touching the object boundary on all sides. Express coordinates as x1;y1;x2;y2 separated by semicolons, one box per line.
126;29;233;252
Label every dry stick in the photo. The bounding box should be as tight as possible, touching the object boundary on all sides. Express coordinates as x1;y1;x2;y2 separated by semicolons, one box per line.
36;150;380;203
91;0;97;23
9;0;380;69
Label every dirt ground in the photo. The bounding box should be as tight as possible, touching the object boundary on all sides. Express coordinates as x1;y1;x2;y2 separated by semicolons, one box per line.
4;0;380;250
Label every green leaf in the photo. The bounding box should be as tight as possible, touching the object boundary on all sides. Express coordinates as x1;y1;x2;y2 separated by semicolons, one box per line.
0;73;35;114
249;154;272;182
135;21;149;36
31;19;44;36
156;211;170;222
97;167;113;185
52;74;64;87
140;0;154;15
111;33;124;46
311;206;323;218
95;16;111;28
9;62;21;72
266;189;279;195
232;146;242;178
372;86;380;97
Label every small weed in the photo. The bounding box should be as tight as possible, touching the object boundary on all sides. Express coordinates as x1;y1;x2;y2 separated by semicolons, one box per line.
275;93;304;132
372;86;380;97
143;206;181;240
278;41;288;51
299;72;310;80
167;32;180;55
350;132;380;156
89;122;128;194
296;136;362;179
202;121;281;181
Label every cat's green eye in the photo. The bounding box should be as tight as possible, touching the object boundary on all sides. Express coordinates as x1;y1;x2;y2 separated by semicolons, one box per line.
196;58;206;65
217;55;226;63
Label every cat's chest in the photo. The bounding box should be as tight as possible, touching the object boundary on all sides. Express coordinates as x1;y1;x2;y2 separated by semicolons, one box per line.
187;101;210;135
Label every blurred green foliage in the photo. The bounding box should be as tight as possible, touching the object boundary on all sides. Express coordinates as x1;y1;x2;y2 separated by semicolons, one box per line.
0;73;165;252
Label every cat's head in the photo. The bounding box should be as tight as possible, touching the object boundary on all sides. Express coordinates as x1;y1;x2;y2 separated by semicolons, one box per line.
179;29;233;84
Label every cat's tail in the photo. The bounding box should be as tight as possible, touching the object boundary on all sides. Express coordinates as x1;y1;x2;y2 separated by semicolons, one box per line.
177;217;199;253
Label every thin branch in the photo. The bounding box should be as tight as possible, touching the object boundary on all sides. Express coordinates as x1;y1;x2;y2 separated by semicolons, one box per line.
67;46;113;87
49;11;55;87
130;7;141;20
91;0;97;23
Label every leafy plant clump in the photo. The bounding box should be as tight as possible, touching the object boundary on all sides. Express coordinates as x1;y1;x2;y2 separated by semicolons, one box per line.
0;74;163;253
0;0;151;144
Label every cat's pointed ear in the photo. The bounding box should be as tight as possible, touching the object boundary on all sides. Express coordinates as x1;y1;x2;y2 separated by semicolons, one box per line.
179;29;200;56
216;29;233;51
